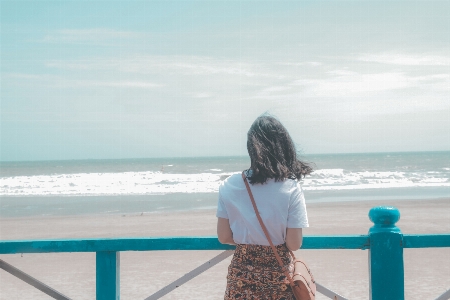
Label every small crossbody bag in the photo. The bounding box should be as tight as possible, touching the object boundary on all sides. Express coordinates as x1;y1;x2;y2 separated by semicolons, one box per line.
242;171;316;300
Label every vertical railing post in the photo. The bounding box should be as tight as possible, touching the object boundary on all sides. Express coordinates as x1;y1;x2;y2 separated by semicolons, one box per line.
368;206;404;300
96;251;120;300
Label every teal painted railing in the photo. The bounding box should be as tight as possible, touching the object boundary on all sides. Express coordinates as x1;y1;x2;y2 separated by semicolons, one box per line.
1;206;449;300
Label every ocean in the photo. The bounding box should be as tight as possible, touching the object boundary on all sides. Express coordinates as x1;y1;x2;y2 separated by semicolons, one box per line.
0;151;449;218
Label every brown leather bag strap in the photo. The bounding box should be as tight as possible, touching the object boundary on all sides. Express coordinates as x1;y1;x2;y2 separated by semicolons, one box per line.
241;171;296;287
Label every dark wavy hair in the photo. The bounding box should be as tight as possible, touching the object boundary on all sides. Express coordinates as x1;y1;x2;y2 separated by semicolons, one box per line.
246;115;313;184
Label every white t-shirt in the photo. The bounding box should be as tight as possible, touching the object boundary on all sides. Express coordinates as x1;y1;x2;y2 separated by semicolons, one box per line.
216;171;309;246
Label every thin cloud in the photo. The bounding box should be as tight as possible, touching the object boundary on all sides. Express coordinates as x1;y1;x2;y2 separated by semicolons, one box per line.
293;72;411;97
410;74;450;92
104;81;163;88
4;73;163;89
278;62;322;67
2;73;50;80
192;92;212;98
326;69;358;76
59;79;163;89
359;53;450;66
44;55;283;78
41;28;144;45
121;55;277;78
262;86;292;92
45;60;119;71
412;74;450;81
291;69;450;97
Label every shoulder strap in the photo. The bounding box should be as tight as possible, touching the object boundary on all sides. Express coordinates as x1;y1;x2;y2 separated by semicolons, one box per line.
241;172;296;287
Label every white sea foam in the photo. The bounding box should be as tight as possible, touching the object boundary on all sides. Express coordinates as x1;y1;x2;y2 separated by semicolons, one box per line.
0;169;448;196
0;171;232;196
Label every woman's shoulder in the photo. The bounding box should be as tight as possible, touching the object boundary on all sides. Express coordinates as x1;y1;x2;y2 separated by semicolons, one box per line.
285;177;300;186
220;172;244;190
220;171;299;189
268;176;299;187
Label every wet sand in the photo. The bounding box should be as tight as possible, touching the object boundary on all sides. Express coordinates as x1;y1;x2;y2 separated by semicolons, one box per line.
0;198;449;299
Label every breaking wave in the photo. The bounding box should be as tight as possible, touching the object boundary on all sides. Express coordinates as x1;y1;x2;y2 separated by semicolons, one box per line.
1;168;449;196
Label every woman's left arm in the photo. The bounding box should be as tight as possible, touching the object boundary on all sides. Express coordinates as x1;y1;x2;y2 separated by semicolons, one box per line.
285;227;303;251
217;217;236;245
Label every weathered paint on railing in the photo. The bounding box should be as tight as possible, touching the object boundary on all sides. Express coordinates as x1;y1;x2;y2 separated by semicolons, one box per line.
0;206;449;300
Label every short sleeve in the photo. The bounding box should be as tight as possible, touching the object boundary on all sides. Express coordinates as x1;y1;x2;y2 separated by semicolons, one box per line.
287;182;309;228
216;191;229;219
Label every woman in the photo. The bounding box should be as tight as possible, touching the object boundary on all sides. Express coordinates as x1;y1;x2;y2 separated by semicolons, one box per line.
216;115;312;300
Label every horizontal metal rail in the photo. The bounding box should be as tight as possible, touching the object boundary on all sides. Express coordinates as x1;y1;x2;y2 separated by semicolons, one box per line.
403;234;450;248
0;235;370;254
2;234;448;255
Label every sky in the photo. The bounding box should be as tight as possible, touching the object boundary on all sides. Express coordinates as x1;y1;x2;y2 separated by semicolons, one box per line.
1;0;449;161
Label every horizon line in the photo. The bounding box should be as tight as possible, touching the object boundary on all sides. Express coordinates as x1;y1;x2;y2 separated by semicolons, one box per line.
1;150;449;164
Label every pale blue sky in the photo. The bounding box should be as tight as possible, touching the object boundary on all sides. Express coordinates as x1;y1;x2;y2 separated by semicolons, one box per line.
1;1;449;161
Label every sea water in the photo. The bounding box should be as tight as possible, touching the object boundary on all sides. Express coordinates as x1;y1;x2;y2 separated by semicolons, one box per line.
0;152;449;217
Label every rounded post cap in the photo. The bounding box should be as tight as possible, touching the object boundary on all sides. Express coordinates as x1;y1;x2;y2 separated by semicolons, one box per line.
369;206;400;230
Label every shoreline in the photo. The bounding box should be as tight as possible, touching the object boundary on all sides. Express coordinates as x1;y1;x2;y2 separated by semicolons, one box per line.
1;196;449;225
0;198;449;299
1;189;448;219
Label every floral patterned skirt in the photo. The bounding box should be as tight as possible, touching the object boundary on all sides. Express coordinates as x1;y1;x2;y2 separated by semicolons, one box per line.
224;243;295;300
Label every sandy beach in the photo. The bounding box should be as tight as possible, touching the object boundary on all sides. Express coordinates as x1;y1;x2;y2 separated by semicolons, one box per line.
0;198;449;299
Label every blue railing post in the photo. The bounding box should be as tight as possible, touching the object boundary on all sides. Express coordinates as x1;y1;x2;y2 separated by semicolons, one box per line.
368;206;404;300
96;251;120;300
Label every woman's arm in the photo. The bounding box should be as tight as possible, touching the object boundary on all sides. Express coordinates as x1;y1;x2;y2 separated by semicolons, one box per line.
217;217;236;245
285;228;303;251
